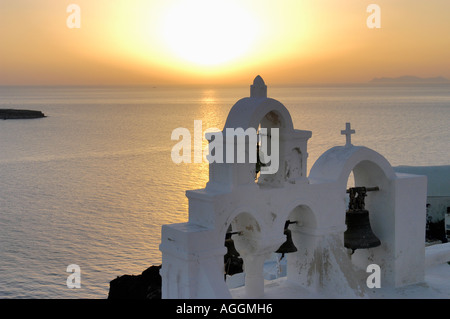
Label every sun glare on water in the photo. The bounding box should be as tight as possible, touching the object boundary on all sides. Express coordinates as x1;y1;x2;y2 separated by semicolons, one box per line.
160;0;259;67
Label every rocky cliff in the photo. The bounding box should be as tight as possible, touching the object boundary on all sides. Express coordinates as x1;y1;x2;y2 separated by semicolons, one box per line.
108;265;162;299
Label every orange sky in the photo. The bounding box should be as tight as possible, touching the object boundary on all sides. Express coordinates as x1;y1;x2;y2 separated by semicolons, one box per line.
1;0;449;86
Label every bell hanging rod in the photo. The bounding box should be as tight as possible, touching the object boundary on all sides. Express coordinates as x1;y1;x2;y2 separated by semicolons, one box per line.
284;220;298;229
346;186;379;193
227;231;243;236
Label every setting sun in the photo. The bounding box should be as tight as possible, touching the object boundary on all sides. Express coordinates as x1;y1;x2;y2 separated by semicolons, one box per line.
1;0;450;85
160;0;259;66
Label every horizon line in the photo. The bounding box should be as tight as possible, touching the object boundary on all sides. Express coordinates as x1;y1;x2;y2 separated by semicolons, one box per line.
1;81;449;89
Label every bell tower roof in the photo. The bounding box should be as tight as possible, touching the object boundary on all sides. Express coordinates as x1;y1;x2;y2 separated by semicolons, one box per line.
224;76;294;131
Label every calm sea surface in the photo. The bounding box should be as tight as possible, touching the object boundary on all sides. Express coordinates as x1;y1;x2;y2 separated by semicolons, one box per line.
0;84;449;298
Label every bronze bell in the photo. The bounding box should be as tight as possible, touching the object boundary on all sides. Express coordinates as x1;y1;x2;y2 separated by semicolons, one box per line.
276;220;298;258
224;232;243;276
225;238;240;258
344;187;381;253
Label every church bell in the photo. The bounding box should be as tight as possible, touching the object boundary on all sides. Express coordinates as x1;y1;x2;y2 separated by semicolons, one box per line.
224;229;242;259
224;230;243;276
276;220;298;258
344;187;381;253
225;237;240;258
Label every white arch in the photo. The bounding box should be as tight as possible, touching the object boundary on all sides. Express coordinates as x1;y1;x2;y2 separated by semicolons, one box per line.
309;145;396;188
224;97;294;132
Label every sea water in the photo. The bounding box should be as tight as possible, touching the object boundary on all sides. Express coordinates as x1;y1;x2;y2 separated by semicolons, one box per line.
0;84;449;298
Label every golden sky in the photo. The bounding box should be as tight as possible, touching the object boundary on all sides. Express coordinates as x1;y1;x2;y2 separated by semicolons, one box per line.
1;0;449;86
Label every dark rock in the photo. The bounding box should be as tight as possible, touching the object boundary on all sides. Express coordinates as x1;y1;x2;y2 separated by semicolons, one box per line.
0;109;46;120
108;265;162;299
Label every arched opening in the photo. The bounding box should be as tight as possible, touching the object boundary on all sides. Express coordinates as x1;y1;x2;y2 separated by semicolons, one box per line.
343;160;392;271
254;111;283;186
224;212;262;291
262;205;317;283
262;218;297;281
285;148;303;183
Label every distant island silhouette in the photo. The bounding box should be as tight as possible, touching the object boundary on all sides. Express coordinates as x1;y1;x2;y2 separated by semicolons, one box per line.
370;76;449;83
0;109;46;120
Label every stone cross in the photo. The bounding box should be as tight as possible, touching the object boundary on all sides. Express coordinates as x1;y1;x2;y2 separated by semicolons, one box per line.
341;122;355;147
